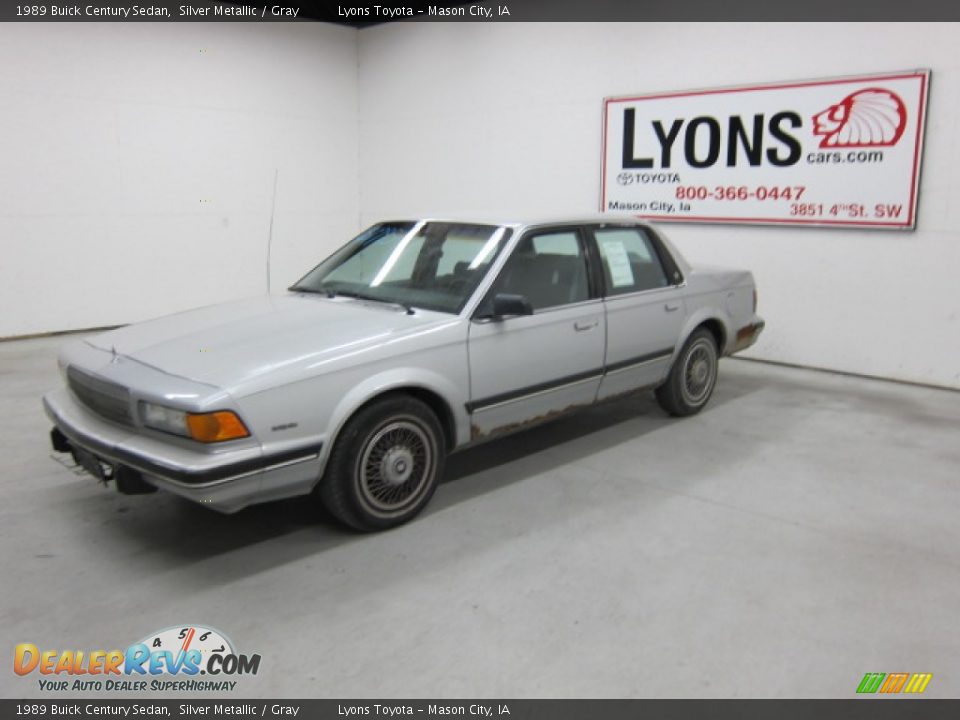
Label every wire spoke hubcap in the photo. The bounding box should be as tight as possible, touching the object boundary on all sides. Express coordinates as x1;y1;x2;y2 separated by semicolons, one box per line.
380;446;414;486
358;419;434;516
681;340;716;406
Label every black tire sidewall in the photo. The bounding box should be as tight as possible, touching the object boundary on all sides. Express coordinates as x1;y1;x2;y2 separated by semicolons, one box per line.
320;395;446;531
677;331;718;410
658;329;719;416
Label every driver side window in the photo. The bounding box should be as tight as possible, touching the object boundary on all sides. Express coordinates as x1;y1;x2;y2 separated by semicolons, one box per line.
489;230;590;311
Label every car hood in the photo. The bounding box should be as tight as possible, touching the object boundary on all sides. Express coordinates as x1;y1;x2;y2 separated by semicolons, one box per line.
85;294;454;390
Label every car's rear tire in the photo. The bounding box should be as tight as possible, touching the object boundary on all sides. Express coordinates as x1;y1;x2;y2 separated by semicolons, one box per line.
318;395;445;532
655;328;719;417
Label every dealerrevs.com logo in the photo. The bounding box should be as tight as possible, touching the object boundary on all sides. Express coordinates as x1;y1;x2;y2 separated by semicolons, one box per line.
14;625;261;692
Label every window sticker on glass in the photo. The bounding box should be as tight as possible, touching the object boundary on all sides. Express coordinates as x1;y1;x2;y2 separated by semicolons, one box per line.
601;239;635;287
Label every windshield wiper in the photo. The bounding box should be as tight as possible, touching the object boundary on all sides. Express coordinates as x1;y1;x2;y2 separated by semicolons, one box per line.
320;288;416;315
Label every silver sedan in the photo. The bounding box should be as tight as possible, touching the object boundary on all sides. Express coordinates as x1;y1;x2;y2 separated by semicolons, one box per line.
44;218;764;530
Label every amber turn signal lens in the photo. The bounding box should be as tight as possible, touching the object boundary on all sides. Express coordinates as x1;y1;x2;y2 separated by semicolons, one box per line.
185;411;250;443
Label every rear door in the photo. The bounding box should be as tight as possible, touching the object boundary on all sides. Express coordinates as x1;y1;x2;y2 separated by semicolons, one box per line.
467;227;605;439
588;224;686;400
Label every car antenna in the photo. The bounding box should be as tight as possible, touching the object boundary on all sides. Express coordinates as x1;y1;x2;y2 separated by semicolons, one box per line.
265;168;279;293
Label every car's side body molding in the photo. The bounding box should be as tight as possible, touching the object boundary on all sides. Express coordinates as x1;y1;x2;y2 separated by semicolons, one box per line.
465;346;675;415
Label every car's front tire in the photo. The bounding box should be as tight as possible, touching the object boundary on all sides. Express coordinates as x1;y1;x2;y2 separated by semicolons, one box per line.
318;395;445;532
655;328;719;417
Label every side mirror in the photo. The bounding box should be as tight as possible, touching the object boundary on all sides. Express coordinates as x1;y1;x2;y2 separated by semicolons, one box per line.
491;293;533;318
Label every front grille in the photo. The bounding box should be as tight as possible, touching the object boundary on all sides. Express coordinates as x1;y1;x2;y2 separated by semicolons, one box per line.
67;366;133;427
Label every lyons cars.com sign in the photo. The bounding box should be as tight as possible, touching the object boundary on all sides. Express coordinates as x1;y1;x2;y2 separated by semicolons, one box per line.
601;70;930;229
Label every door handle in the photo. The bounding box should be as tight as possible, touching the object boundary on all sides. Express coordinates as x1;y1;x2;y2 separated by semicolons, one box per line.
574;320;599;332
664;303;681;312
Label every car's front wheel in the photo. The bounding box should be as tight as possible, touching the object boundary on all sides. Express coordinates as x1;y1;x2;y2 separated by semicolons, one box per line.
318;395;445;531
655;328;719;417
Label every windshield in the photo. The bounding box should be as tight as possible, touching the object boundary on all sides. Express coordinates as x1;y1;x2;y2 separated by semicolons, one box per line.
290;221;512;314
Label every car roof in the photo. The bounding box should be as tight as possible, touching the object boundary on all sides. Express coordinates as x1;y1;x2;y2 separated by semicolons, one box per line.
404;214;654;229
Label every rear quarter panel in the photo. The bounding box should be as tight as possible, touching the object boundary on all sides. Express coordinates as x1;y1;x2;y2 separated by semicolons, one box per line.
679;265;758;355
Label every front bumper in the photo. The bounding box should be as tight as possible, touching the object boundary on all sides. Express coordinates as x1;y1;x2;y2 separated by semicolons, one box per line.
44;387;323;513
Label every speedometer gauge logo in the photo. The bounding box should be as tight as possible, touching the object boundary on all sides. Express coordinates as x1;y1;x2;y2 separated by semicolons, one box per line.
137;625;235;670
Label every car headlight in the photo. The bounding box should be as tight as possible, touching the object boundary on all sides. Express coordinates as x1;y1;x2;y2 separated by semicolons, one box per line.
139;402;250;443
140;402;188;436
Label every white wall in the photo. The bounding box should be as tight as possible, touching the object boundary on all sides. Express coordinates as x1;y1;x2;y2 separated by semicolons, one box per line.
0;22;359;338
4;22;957;389
358;23;960;389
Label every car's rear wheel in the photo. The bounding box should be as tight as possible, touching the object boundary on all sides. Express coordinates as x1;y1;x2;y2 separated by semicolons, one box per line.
655;328;719;417
318;395;445;531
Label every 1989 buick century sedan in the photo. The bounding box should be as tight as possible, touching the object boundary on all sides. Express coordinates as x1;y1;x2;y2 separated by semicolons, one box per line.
44;218;764;530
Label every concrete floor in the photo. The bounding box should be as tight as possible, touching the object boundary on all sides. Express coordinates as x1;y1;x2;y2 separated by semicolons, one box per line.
1;334;958;699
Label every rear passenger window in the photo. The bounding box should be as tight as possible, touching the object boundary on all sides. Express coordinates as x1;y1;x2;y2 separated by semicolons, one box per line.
594;228;669;295
532;233;580;256
491;230;590;311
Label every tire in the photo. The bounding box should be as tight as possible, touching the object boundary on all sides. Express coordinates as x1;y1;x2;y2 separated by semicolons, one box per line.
655;328;719;417
318;395;446;532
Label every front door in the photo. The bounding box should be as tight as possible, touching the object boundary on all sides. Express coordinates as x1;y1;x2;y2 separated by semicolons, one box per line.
467;227;605;440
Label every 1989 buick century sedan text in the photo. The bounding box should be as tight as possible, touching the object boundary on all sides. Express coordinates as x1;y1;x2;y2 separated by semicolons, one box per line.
44;218;764;530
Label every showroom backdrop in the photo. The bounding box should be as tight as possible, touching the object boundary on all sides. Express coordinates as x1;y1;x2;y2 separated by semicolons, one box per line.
359;22;959;389
2;22;958;389
0;22;359;338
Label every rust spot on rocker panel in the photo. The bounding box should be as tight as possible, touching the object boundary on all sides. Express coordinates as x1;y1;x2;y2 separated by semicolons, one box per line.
470;403;590;442
468;383;659;443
